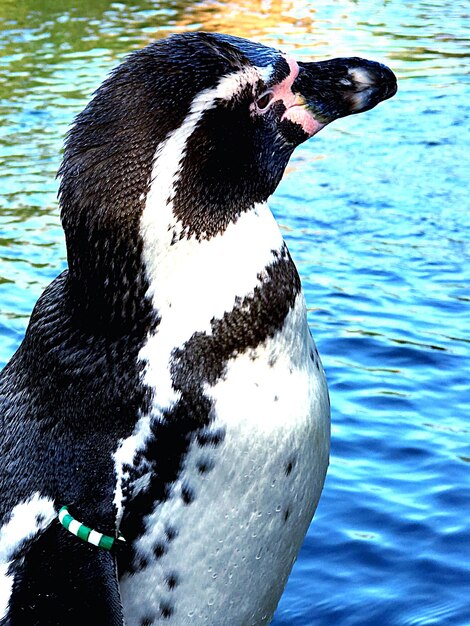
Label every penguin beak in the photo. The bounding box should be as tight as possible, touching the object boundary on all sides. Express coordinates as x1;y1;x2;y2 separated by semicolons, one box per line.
291;57;397;126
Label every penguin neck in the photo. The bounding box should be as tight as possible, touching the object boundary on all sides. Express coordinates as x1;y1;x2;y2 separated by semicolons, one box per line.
62;191;282;341
60;110;286;336
140;199;285;339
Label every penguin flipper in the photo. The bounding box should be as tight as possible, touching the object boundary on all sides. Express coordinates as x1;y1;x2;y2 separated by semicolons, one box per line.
2;523;123;626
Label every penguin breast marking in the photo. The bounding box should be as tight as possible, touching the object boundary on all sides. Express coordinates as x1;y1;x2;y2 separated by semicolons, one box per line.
119;212;330;624
0;31;397;625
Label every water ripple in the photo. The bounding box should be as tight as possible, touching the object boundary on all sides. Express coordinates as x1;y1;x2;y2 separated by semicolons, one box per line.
0;0;469;624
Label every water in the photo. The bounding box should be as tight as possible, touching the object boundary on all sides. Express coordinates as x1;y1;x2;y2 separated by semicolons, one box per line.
0;1;469;624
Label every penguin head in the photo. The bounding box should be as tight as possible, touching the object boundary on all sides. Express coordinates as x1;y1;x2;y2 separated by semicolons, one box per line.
59;32;396;232
58;33;396;327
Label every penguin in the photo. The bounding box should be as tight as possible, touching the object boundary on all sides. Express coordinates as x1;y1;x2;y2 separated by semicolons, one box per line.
0;32;396;626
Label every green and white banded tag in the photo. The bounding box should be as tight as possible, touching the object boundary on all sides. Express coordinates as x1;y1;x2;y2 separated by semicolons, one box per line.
58;505;125;551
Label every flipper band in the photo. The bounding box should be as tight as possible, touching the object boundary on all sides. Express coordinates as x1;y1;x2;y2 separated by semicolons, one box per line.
58;506;125;551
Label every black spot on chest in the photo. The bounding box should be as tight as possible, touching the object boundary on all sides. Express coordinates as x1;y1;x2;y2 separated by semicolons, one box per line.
197;427;226;447
181;483;195;505
165;573;179;590
165;525;178;541
160;602;174;619
285;456;296;476
153;543;167;559
197;457;215;474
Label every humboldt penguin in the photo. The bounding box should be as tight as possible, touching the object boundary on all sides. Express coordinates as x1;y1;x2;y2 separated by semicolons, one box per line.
0;32;396;625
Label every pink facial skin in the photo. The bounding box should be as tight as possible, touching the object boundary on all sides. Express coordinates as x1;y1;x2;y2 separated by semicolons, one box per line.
275;56;325;137
257;56;325;138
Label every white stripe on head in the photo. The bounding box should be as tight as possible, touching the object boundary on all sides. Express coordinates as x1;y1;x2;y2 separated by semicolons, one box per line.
140;64;266;269
257;63;275;83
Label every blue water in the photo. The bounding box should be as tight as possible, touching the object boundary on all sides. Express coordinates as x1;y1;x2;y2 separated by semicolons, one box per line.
1;1;469;624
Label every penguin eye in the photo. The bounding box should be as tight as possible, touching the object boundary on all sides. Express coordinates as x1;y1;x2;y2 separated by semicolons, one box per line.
255;90;274;111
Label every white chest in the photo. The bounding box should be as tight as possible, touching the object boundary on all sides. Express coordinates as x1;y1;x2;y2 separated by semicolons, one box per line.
115;202;330;624
119;294;330;625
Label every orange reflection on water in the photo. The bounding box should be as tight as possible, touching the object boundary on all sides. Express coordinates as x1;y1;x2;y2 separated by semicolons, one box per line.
176;0;317;44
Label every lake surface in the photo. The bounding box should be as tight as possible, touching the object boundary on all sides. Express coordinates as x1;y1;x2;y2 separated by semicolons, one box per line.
0;0;468;624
